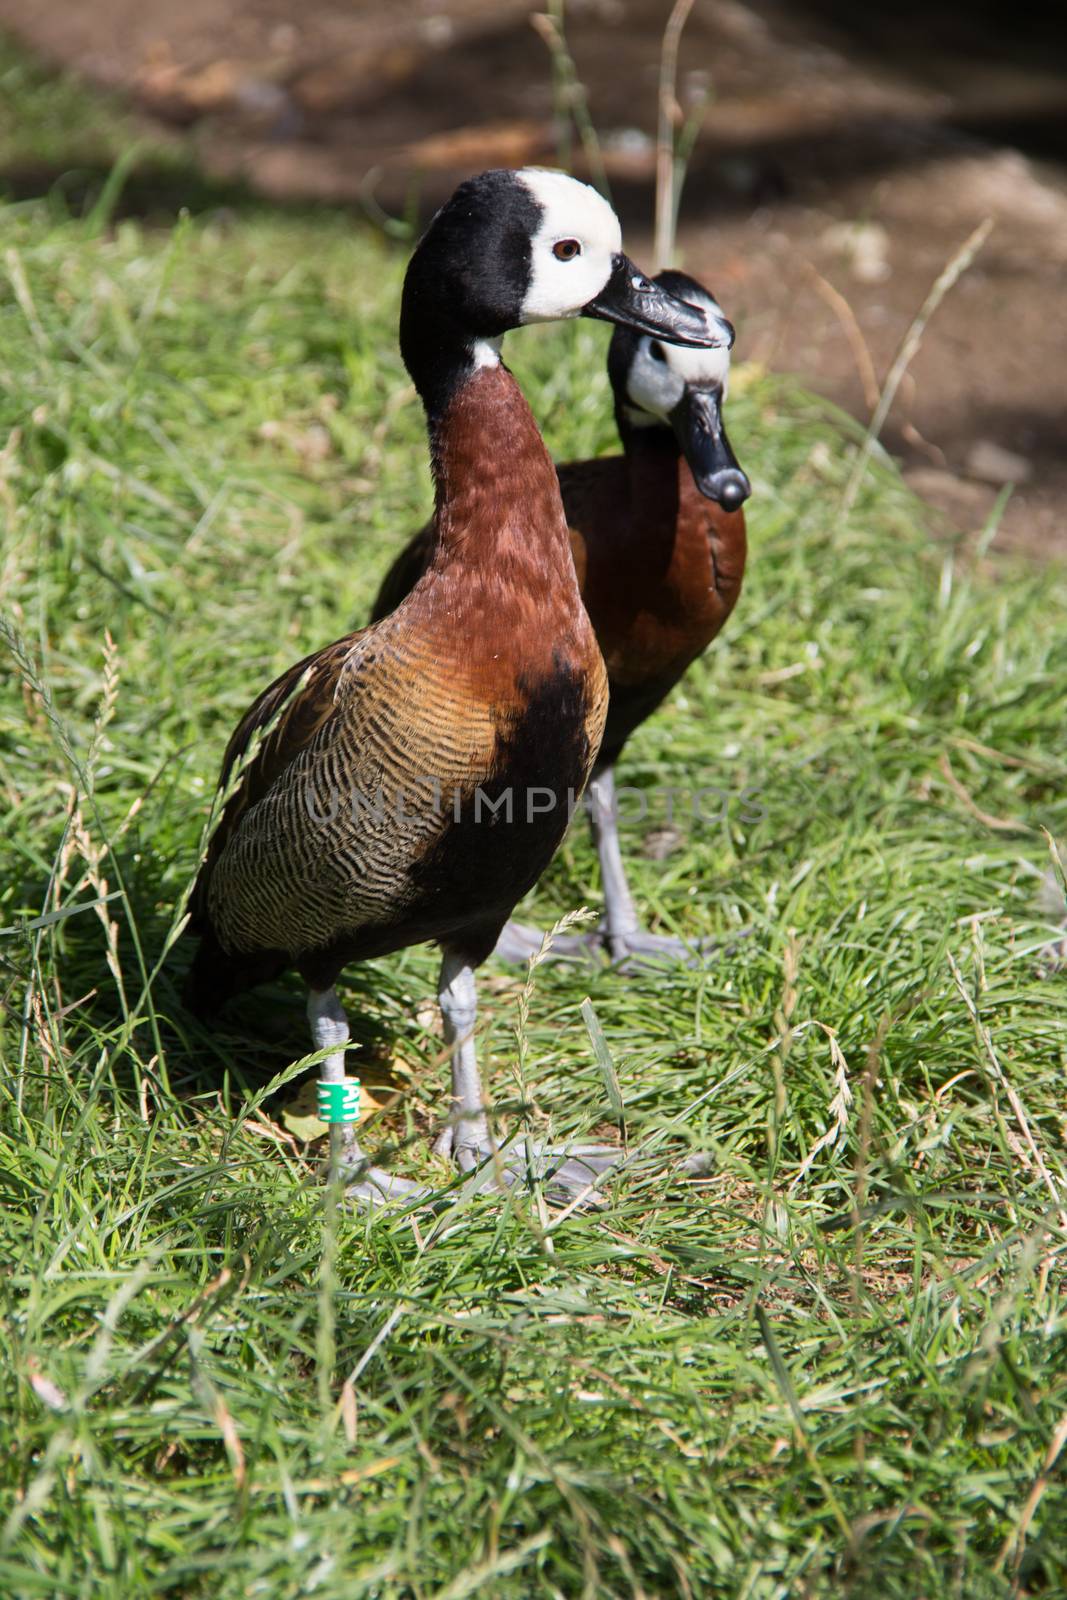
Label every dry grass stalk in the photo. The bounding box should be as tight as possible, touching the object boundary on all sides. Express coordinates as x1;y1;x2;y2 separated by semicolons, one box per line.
807;267;880;411
654;0;696;272
996;1407;1067;1578
937;751;1036;835
531;4;608;196
768;932;800;1159
947;952;1067;1238
791;1025;853;1189
841;218;993;519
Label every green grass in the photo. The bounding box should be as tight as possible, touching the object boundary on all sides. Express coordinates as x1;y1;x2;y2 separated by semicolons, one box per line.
2;135;1067;1600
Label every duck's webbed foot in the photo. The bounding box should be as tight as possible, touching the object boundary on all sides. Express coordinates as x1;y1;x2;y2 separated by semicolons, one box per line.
342;1157;434;1209
493;917;743;973
601;926;736;971
492;919;603;966
458;1137;627;1205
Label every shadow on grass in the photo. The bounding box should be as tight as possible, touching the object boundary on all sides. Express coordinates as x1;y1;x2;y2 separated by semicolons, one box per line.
3;840;409;1117
0;154;363;228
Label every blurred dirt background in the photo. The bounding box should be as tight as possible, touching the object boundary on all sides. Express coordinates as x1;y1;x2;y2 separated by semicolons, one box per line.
1;0;1064;557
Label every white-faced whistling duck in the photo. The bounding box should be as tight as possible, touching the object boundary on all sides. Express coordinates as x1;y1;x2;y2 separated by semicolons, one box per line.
372;268;749;970
184;171;725;1204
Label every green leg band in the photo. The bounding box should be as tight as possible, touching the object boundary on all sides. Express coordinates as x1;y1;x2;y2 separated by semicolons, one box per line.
317;1079;361;1124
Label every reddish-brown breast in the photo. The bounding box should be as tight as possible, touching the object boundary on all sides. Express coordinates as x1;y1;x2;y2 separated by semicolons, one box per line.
562;429;747;692
407;363;607;733
371;405;742;771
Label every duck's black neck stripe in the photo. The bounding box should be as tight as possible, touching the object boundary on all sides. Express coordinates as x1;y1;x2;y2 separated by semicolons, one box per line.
399;302;479;425
613;399;674;451
398;173;541;423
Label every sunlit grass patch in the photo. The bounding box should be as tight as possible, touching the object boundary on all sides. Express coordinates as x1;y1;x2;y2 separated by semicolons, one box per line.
1;173;1066;1600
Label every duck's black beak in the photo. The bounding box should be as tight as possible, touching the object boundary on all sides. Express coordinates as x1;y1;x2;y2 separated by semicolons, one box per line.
584;254;731;349
670;385;750;511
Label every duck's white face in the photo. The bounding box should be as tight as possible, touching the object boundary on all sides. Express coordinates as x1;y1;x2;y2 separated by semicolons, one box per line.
515;168;623;323
625;287;733;424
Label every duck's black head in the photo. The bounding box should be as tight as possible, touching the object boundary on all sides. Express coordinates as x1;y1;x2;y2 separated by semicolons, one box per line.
400;171;727;420
607;268;750;513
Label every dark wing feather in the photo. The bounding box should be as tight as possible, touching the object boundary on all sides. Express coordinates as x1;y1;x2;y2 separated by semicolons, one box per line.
189;631;365;928
370;523;435;623
557;459;602;531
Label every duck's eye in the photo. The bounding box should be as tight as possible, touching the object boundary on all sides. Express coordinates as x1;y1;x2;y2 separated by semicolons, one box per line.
649;342;667;363
552;239;582;262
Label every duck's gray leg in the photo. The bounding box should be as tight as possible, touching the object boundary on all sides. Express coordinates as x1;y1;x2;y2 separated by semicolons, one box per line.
591;768;724;968
308;988;425;1205
433;950;490;1168
589;768;641;957
493;770;712;971
492;919;601;965
434;949;624;1201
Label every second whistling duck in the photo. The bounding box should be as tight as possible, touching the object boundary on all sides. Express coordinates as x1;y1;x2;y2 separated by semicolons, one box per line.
373;268;749;968
184;170;722;1202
